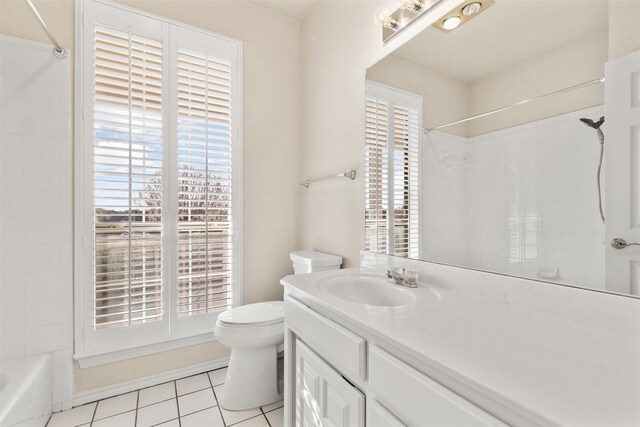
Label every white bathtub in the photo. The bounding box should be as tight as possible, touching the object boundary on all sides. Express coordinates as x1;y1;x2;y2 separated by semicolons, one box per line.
0;355;52;427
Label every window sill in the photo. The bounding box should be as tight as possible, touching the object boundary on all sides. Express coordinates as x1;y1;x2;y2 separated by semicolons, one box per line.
74;332;217;368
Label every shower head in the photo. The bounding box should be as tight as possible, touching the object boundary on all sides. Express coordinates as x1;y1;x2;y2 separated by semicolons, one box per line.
580;116;605;130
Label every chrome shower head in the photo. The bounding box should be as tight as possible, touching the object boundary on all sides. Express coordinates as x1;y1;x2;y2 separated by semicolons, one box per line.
580;116;605;130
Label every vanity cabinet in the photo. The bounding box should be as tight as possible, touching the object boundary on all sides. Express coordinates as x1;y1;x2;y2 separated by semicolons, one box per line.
285;296;507;427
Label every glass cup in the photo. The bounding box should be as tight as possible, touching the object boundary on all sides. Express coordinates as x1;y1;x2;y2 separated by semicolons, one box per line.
403;268;419;285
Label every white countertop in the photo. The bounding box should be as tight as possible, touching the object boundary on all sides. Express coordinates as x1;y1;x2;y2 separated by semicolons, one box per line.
281;268;640;427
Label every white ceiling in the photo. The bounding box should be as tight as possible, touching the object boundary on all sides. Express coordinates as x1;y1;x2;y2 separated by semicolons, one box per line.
390;0;609;82
246;0;319;20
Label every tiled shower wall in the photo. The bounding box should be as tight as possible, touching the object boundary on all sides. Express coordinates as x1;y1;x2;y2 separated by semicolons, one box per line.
0;35;74;411
423;105;605;289
467;105;606;289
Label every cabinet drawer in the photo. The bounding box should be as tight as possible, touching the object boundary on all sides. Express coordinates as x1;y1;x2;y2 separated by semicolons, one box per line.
369;345;507;427
285;297;366;381
367;400;406;427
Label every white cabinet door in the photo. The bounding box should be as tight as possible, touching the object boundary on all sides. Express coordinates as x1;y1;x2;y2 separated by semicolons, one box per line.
295;339;365;427
605;50;640;295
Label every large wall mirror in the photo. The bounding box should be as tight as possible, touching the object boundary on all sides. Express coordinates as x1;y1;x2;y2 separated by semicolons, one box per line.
364;0;640;297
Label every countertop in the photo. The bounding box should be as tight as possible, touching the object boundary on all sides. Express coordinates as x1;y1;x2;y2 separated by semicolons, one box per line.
281;268;640;427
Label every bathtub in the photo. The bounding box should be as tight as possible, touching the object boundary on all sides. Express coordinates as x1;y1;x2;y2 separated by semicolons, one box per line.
0;355;52;427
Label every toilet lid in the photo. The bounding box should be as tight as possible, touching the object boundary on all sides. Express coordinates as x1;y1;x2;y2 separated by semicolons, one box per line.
218;301;284;326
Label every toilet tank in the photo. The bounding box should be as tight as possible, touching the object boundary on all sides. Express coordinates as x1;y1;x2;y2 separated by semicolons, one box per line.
290;250;342;275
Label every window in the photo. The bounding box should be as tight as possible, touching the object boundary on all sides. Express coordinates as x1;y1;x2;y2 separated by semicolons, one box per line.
365;82;420;258
76;0;242;359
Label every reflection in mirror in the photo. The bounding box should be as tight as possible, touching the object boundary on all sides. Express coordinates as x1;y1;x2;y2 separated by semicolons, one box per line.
365;0;640;297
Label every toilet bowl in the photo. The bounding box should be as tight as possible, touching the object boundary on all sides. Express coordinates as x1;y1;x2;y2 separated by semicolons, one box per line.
215;250;343;411
215;301;284;410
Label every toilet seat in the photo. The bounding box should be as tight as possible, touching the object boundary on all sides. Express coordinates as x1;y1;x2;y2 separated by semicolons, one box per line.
218;301;284;327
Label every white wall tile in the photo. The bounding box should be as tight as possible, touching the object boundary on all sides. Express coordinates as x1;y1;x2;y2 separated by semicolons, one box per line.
25;324;62;355
463;105;605;287
1;132;24;162
1;300;25;331
25;296;63;328
0;35;74;409
1;160;23;190
0;273;25;302
0;330;25;361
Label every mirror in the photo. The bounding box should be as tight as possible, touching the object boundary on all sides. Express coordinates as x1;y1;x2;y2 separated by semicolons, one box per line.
365;0;640;297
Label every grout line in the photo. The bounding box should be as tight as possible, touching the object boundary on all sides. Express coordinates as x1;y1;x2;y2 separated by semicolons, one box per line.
149;416;179;427
260;404;273;427
176;385;213;399
173;381;182;427
227;414;268;427
208;375;227;427
138;396;177;410
134;390;140;426
90;409;136;425
90;400;98;425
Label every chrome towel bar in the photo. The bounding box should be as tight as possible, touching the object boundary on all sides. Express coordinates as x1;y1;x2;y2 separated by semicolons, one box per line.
301;170;356;188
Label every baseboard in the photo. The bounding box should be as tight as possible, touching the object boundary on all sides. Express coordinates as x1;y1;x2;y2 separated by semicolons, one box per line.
72;357;229;407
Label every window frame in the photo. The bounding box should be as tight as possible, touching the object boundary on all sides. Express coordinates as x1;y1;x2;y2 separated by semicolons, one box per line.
73;0;243;367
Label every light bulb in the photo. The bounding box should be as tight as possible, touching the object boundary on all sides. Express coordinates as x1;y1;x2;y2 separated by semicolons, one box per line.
403;0;423;12
442;15;461;30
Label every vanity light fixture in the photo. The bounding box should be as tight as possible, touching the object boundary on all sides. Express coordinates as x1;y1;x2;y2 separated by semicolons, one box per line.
380;0;445;43
436;0;494;32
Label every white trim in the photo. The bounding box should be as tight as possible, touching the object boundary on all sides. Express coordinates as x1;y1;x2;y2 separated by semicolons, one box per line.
74;332;218;368
91;0;243;45
73;356;229;406
73;0;85;363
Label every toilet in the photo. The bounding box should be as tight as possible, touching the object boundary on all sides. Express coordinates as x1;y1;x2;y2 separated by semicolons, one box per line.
215;250;342;410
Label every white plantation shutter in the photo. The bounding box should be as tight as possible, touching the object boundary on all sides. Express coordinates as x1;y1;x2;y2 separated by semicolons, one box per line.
392;105;420;258
365;82;421;259
93;25;164;329
365;97;389;253
176;47;234;317
78;0;242;357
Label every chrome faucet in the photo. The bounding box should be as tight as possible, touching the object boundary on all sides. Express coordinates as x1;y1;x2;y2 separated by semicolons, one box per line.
386;267;418;288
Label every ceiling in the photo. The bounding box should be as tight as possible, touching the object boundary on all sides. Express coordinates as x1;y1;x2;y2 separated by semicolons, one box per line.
246;0;319;20
390;0;609;82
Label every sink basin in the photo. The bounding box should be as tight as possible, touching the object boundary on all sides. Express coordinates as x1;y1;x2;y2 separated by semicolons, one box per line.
318;274;416;307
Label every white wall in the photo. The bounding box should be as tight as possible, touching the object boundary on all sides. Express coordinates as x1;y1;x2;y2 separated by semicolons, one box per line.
0;35;74;411
1;0;301;397
366;55;469;136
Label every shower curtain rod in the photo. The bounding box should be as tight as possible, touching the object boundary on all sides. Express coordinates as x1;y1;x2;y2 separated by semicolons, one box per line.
24;0;68;58
424;77;605;133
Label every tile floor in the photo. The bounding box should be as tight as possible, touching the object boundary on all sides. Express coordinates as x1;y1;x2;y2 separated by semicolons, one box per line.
46;368;284;427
